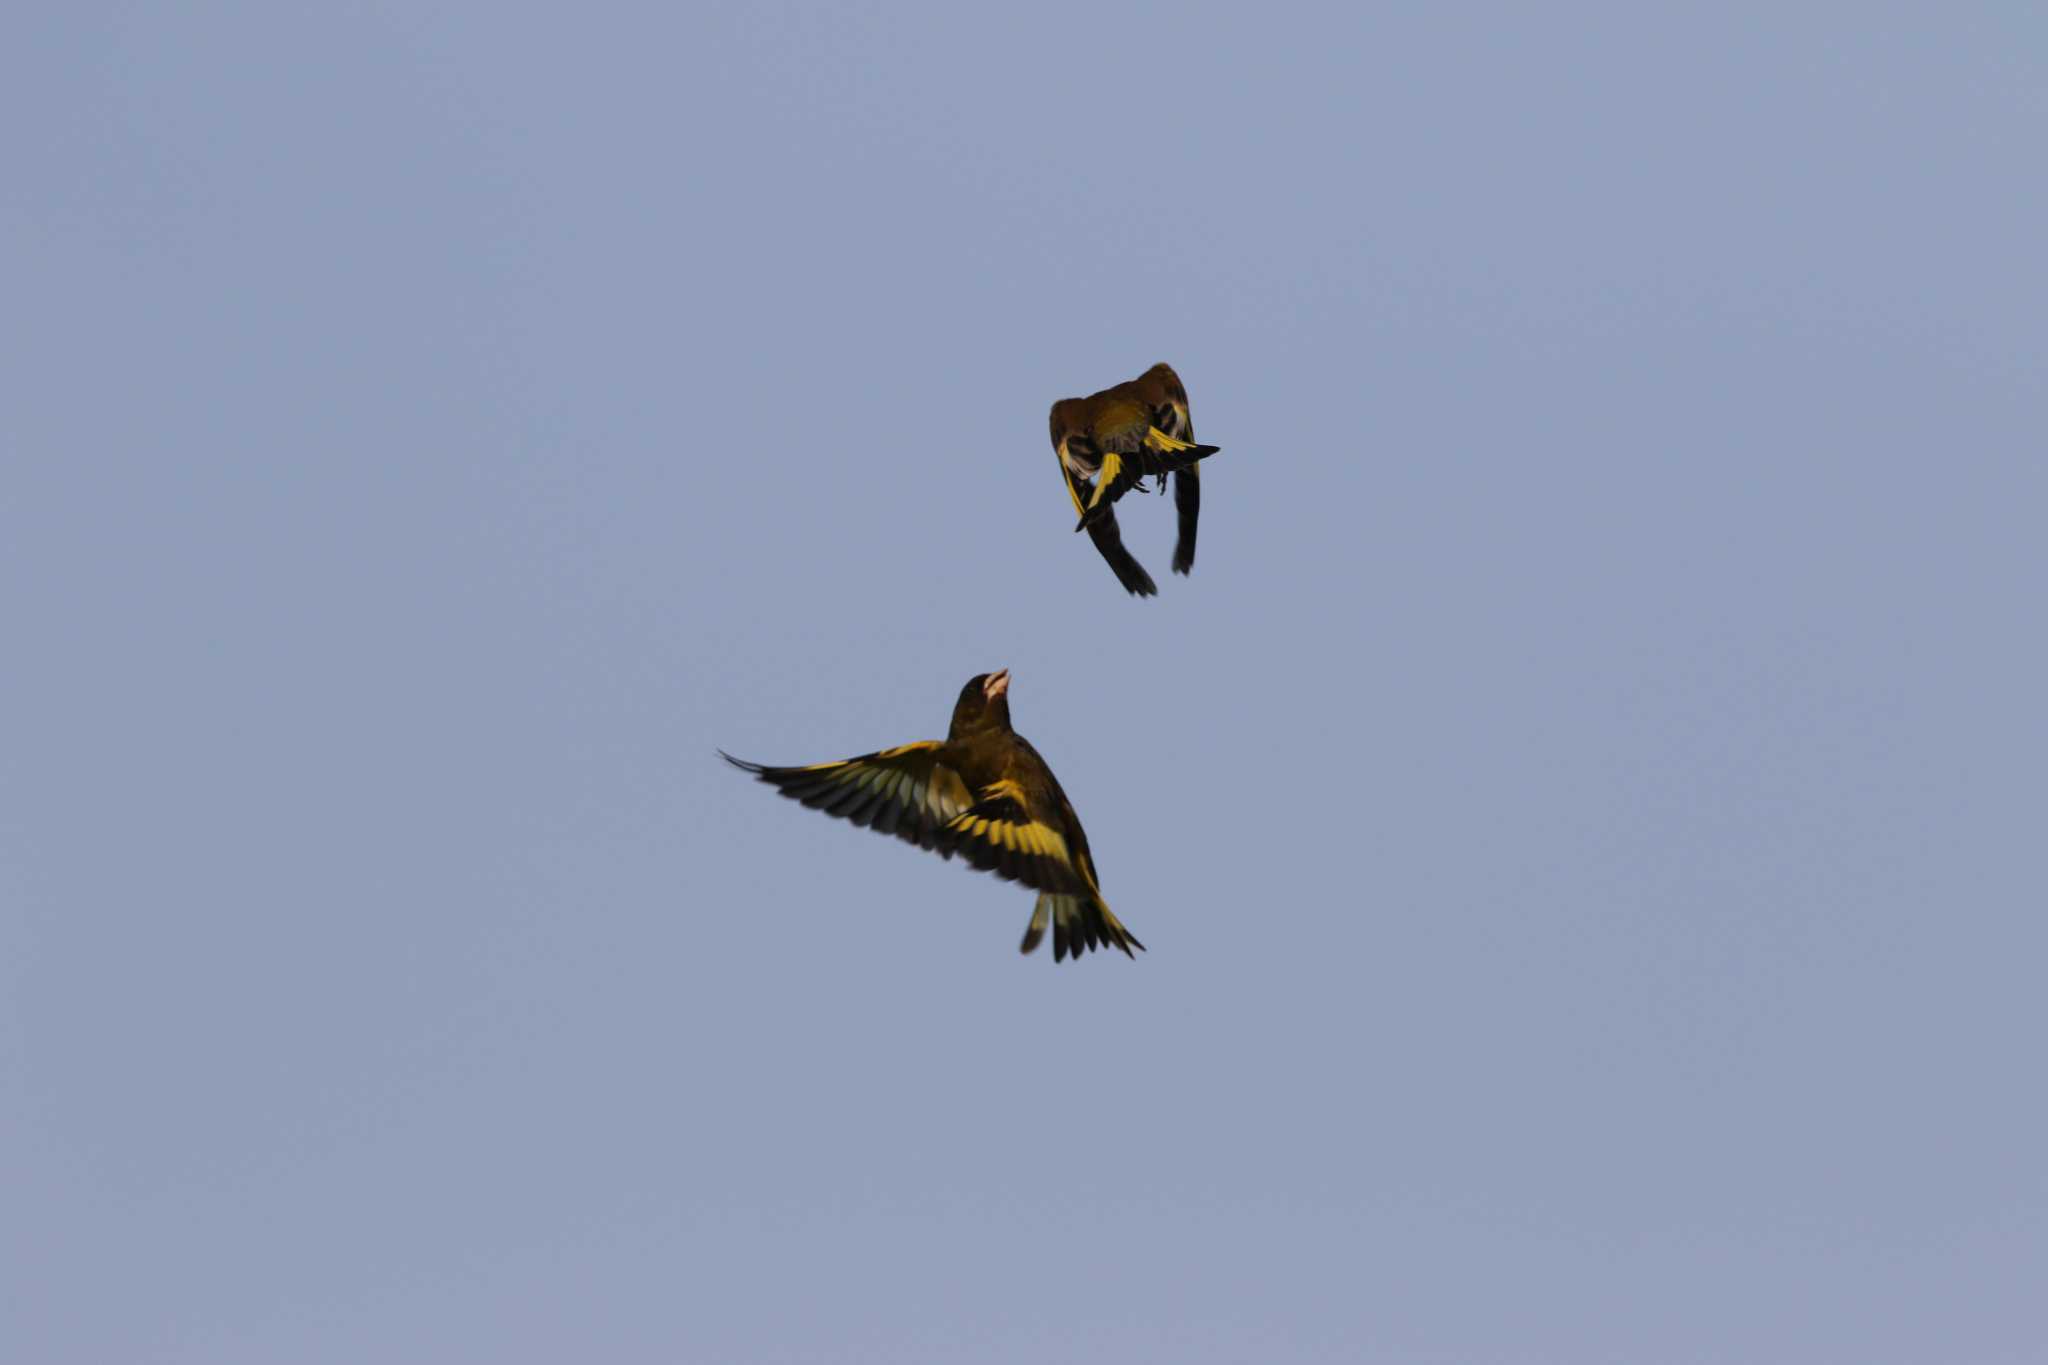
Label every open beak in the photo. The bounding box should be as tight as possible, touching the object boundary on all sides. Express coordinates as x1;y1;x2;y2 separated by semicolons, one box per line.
983;668;1010;702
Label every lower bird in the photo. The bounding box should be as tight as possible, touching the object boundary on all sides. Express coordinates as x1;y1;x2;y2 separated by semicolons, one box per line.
1049;362;1220;596
721;670;1143;962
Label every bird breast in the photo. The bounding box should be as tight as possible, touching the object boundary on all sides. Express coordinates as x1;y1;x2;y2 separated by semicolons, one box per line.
1090;398;1152;450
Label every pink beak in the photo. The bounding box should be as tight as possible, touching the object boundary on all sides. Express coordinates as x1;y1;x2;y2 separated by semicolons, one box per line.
984;668;1010;701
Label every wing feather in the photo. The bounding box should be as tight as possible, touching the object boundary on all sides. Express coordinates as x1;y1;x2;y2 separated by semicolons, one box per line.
1054;438;1088;518
942;783;1092;894
1078;435;1218;529
721;743;971;854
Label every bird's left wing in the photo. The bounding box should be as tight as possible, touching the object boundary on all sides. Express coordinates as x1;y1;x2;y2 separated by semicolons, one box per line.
1081;508;1158;596
942;779;1094;894
1165;402;1202;575
721;743;973;852
1053;437;1090;520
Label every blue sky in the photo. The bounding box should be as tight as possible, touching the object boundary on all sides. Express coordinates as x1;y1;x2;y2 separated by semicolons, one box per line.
5;4;2045;1361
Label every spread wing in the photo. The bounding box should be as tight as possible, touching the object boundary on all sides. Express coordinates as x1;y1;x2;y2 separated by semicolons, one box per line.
1167;401;1201;575
1053;437;1089;519
721;742;973;852
725;747;1144;962
1057;435;1158;595
976;774;1141;961
942;779;1093;894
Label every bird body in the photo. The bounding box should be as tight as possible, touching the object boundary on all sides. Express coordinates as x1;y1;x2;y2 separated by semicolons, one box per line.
722;671;1143;962
1049;362;1219;594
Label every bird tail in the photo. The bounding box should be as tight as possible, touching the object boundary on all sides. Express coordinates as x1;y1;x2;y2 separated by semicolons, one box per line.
1022;893;1144;962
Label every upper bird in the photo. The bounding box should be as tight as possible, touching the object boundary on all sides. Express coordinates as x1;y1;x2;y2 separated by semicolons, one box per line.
1049;362;1220;596
720;671;1144;962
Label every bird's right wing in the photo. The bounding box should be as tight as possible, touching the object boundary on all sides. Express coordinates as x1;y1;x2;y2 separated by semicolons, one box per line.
1053;437;1090;520
1166;403;1201;575
721;743;973;853
1077;430;1219;530
1057;436;1157;595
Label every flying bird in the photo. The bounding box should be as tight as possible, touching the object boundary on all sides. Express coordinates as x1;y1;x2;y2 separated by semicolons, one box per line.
1049;362;1220;595
720;670;1144;962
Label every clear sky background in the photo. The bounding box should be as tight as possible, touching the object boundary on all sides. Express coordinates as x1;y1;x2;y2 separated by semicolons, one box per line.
5;4;2045;1362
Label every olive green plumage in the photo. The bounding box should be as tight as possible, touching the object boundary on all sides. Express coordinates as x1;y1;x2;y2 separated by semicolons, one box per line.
1049;362;1220;596
721;671;1143;962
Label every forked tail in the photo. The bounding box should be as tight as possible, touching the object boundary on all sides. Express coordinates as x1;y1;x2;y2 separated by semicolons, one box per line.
1021;892;1145;962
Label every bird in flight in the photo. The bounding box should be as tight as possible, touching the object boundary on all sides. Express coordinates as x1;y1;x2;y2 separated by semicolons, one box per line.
721;670;1144;962
1049;362;1219;596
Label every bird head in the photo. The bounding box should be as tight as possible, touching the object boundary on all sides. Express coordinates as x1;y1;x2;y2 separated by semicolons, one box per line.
1047;399;1082;446
950;669;1012;737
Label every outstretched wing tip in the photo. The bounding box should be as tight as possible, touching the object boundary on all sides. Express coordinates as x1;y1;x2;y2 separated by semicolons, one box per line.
1053;438;1089;520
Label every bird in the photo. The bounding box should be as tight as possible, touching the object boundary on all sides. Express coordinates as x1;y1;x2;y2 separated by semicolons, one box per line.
1048;362;1220;595
720;670;1144;962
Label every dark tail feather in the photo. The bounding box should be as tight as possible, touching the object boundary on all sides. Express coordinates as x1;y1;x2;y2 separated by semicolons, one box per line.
1171;467;1200;575
1085;514;1157;597
1020;896;1052;955
1093;899;1143;958
1028;893;1144;963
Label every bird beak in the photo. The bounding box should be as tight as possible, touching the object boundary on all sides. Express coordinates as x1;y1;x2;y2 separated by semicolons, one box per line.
984;669;1010;702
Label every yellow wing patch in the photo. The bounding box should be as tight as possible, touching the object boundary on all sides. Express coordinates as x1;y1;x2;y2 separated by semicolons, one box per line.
1144;426;1200;454
768;743;970;829
951;812;1072;862
1054;439;1086;517
797;739;936;772
878;741;941;760
1087;453;1123;511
